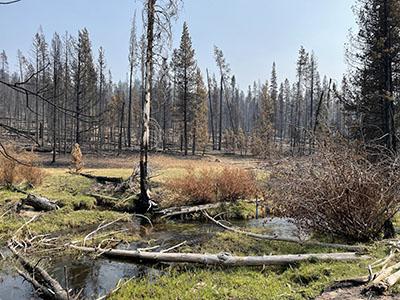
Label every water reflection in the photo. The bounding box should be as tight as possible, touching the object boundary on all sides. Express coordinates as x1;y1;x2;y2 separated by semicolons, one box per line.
0;217;300;299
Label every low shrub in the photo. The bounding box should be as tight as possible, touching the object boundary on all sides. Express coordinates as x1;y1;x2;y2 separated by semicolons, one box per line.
0;144;44;186
217;167;258;202
269;139;400;242
167;167;258;205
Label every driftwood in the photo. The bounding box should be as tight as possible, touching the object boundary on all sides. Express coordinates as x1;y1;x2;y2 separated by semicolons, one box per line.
364;255;400;294
8;242;69;300
71;245;368;266
21;193;60;211
156;202;230;219
75;172;124;184
203;211;365;252
379;269;400;291
325;249;400;295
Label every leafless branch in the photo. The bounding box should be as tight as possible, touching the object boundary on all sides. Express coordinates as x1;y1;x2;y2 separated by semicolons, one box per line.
0;0;21;4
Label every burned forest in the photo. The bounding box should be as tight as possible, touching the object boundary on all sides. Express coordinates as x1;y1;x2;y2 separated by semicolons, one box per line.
1;0;400;299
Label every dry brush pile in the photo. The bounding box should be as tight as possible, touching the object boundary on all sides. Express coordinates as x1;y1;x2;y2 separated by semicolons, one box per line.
0;143;44;186
269;140;400;242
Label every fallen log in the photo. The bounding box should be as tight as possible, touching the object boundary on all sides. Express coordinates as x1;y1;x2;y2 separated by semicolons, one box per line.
16;268;60;300
23;145;53;153
156;202;230;219
71;245;369;266
7;185;60;212
203;211;365;252
74;172;124;184
21;193;60;211
364;261;400;294
382;268;400;291
8;242;69;300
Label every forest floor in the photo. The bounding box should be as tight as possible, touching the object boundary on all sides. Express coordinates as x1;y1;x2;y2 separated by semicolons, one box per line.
0;152;398;299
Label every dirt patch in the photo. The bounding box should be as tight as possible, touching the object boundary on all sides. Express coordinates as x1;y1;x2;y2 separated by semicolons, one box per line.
317;286;399;300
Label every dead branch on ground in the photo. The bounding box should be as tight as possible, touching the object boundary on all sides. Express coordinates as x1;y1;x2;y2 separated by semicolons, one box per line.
8;241;69;300
203;211;365;252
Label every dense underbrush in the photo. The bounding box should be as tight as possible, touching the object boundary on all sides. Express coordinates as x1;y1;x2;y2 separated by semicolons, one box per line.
269;140;400;242
0;144;44;186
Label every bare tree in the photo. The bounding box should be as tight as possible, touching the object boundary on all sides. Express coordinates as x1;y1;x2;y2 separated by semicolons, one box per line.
206;69;216;150
50;33;62;163
0;0;21;4
137;0;180;213
127;12;138;149
214;46;230;151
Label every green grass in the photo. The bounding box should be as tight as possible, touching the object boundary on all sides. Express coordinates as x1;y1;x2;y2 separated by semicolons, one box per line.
32;171;95;209
110;263;367;300
0;167;139;211
0;189;23;205
0;208;132;242
0;168;137;243
109;222;379;300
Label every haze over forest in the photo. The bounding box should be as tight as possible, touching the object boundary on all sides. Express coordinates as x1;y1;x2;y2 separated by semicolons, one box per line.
1;0;356;87
1;1;400;299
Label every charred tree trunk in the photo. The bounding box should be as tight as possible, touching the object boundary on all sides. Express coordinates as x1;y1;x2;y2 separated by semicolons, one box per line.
137;0;156;213
118;101;125;154
127;63;134;149
75;48;82;144
206;69;216;150
218;75;223;151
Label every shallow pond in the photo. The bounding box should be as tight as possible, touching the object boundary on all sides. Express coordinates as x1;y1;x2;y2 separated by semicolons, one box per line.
0;217;296;300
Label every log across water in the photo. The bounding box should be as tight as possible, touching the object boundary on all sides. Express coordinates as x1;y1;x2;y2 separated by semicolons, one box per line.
71;245;369;266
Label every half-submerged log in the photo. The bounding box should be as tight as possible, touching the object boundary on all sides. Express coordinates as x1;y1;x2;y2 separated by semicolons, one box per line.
9;243;68;300
203;211;365;252
21;194;59;211
71;245;368;266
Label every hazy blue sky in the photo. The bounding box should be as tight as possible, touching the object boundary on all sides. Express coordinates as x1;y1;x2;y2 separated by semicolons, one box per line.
0;0;357;88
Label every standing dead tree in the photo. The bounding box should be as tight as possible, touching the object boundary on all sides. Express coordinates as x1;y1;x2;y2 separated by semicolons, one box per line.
136;0;181;213
127;12;138;149
214;46;231;151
